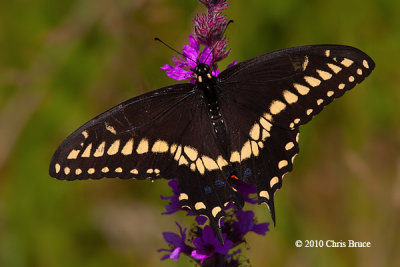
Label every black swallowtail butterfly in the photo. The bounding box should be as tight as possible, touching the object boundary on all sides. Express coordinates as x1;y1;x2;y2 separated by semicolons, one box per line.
49;45;374;241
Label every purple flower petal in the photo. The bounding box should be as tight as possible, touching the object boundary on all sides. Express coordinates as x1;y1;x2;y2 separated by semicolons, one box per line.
195;215;208;225
232;210;270;237
191;249;211;263
227;60;237;68
189;35;200;53
160;181;181;215
161;64;192;80
160;254;170;261
162;232;183;247
198;46;213;65
162;198;181;215
192;225;234;262
235;210;253;235
211;68;220;77
201;225;215;244
182;45;198;69
160;195;170;201
168;179;179;193
252;222;269;236
185;209;196;216
170;247;182;261
236;180;258;204
214;238;233;255
159;223;192;261
192;236;205;250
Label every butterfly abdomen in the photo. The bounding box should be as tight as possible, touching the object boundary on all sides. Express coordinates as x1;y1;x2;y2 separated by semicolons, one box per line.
198;77;231;158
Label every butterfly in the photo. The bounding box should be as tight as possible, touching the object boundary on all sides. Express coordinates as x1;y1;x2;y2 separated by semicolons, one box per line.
49;45;374;242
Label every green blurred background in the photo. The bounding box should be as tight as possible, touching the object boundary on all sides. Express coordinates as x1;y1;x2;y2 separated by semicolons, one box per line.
0;0;399;266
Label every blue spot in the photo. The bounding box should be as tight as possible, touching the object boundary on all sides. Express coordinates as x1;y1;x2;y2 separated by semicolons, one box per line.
215;179;225;188
244;168;252;177
204;186;212;195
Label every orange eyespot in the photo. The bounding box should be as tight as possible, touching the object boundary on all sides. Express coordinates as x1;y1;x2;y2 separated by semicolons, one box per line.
230;174;239;180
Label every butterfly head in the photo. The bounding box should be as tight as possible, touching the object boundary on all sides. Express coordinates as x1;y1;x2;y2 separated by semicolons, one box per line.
195;63;212;83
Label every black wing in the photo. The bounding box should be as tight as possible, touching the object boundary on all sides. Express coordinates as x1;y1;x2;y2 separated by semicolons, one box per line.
49;83;238;240
216;45;375;221
50;84;196;180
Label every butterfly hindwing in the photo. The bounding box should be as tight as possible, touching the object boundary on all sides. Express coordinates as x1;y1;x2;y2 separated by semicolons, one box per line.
218;90;300;222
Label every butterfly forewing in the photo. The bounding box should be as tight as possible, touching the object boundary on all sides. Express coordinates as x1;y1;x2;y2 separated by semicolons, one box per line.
49;84;199;180
218;45;375;130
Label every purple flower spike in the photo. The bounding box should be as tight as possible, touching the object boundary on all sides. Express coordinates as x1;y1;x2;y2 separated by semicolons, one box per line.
158;223;192;261
194;0;229;54
162;0;232;82
159;2;270;265
191;225;234;263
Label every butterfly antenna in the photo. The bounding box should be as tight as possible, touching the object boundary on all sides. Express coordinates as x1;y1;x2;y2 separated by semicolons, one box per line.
205;20;234;64
154;37;196;64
